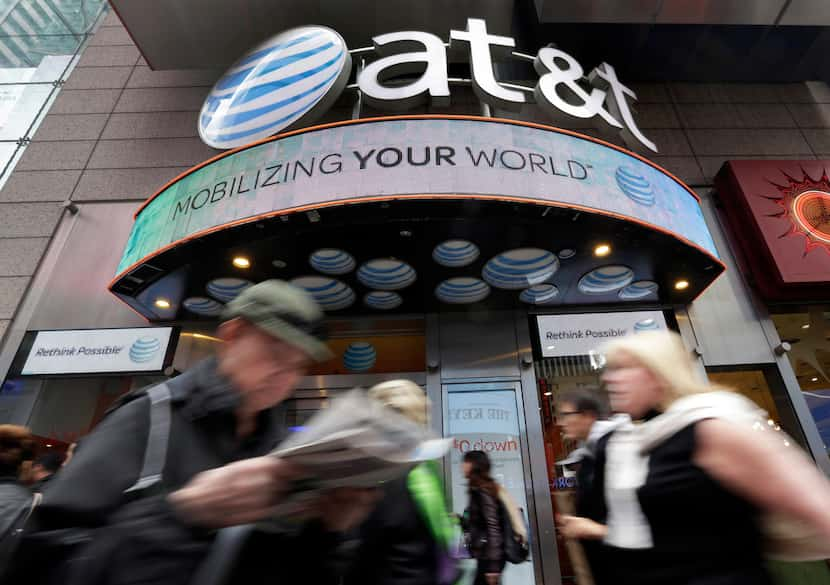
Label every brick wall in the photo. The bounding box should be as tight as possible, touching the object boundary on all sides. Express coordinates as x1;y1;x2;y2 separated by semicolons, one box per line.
1;8;830;345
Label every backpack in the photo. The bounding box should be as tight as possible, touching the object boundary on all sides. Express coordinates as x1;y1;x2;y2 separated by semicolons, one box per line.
3;382;173;584
498;498;529;564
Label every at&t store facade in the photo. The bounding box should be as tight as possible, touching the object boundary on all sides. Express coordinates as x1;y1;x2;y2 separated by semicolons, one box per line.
1;10;829;585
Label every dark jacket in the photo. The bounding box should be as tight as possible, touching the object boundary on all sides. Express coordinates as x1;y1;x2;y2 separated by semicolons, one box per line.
0;476;32;536
345;474;438;585
464;487;504;574
10;358;348;585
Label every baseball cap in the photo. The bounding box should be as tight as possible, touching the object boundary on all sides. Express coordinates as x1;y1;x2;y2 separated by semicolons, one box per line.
221;280;333;362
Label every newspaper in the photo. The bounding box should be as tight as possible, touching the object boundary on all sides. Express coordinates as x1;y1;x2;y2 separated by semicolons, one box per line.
268;389;451;516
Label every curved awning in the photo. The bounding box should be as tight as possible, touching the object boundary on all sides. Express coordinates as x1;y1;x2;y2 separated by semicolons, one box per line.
110;115;724;320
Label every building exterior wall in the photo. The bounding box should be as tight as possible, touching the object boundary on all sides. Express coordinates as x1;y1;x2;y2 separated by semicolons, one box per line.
2;8;830;462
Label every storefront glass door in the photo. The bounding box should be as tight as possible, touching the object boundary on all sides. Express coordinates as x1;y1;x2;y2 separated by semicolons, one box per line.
444;382;535;585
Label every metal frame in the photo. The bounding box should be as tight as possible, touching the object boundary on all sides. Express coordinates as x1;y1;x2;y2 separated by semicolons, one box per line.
515;312;562;585
441;379;547;585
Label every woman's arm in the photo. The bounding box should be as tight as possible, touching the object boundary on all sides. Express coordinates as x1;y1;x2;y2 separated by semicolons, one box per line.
695;418;830;540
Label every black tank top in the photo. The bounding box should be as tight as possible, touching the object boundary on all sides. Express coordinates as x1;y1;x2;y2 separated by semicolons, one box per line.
593;422;772;585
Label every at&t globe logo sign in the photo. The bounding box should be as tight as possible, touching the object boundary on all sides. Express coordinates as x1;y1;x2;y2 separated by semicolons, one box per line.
199;26;351;149
199;19;656;152
129;336;161;364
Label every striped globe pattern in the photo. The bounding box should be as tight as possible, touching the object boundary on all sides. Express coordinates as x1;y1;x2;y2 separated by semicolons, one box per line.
357;259;417;290
615;166;656;206
435;277;491;304
129;337;161;364
619;280;659;300
183;296;224;317
364;291;403;310
343;342;377;372
634;318;661;333
291;276;355;311
578;265;635;295
199;26;350;149
206;278;253;302
520;284;559;305
482;248;559;290
310;249;355;275
432;240;480;267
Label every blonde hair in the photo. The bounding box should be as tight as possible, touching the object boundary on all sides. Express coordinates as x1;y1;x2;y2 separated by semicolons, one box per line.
368;379;429;426
602;330;712;408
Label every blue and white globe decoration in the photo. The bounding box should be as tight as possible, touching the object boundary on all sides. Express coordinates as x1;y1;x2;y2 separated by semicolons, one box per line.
482;248;559;290
519;284;559;305
364;291;402;310
199;26;352;149
291;276;355;311
182;296;224;317
309;248;355;275
432;240;480;268
129;337;160;364
619;281;659;300
615;166;656;206
206;278;253;302
558;249;576;260
578;265;635;295
343;342;376;372
634;318;661;333
435;278;491;304
357;259;416;290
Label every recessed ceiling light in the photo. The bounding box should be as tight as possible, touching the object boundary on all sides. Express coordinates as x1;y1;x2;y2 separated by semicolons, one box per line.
594;243;611;257
46;443;52;447
272;259;287;269
812;377;819;382
674;279;690;291
802;324;811;329
544;391;552;396
154;298;171;309
232;256;251;269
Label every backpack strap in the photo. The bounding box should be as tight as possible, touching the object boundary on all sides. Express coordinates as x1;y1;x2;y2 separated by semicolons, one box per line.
125;382;172;493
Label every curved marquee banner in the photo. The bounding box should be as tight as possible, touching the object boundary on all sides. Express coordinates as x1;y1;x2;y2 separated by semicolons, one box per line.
115;116;718;277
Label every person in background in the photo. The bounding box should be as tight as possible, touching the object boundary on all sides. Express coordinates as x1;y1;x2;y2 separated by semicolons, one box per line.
462;450;506;585
556;389;609;584
30;452;64;492
346;379;459;585
61;443;77;469
0;425;34;538
9;280;379;585
559;330;830;585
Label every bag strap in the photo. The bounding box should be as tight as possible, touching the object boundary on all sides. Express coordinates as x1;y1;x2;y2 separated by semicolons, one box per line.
125;383;172;493
188;525;254;585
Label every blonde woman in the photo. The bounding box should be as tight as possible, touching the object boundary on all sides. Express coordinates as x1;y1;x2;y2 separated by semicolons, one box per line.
559;330;830;585
346;380;459;585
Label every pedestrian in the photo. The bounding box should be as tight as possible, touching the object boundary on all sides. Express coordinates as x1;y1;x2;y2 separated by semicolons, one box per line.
7;280;379;585
29;451;64;492
346;379;460;585
0;425;34;536
556;389;613;585
558;330;830;585
461;450;508;585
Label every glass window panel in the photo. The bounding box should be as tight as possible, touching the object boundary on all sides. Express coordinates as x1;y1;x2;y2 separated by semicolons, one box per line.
0;34;81;78
772;308;830;457
0;82;55;139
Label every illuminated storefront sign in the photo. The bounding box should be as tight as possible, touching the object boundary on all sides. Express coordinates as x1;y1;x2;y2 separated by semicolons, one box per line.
20;327;176;375
116;117;717;278
200;18;656;152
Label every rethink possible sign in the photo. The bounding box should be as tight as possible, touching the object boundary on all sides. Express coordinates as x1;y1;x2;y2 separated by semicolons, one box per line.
21;327;176;375
115;117;717;277
537;311;668;358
